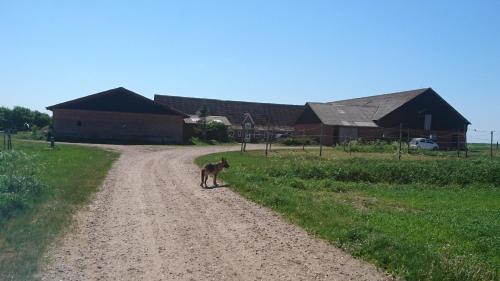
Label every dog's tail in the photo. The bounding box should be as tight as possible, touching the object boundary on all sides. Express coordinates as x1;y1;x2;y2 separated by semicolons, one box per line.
200;169;205;187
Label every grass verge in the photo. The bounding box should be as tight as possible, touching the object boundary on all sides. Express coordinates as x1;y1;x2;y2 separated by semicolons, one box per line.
0;140;118;280
196;150;500;281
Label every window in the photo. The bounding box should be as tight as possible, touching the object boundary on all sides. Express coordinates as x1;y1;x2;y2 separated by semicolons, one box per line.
424;114;432;131
237;131;242;137
245;122;252;129
76;120;82;126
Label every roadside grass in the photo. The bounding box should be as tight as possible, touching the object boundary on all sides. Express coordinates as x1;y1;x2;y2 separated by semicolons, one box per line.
0;139;118;280
196;150;500;281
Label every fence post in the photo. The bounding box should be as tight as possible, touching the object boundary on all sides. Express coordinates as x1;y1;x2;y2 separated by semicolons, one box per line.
349;137;352;156
7;129;12;150
457;129;460;158
398;123;402;160
464;124;468;158
319;124;324;157
269;130;274;152
240;125;246;153
407;128;410;153
265;124;269;156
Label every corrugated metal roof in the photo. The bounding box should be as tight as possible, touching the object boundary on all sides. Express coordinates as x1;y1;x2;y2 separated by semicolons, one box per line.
307;103;379;127
329;88;429;120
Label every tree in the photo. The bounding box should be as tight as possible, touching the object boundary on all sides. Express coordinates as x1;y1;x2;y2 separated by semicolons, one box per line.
0;106;52;131
11;106;33;130
0;107;9;130
198;105;210;140
32;110;51;128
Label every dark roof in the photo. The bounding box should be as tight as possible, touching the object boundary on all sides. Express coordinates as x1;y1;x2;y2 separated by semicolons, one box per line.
307;103;378;127
307;87;470;127
329;88;429;120
47;87;187;116
154;95;304;128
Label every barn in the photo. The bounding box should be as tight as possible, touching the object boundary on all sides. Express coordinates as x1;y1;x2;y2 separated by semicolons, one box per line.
295;88;470;149
154;95;304;142
47;87;188;144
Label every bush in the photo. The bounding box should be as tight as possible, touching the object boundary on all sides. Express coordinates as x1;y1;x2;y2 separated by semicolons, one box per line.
0;151;45;218
338;140;401;153
193;121;230;143
280;136;318;146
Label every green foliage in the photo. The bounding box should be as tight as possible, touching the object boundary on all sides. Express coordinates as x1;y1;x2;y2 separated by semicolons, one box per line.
0;106;51;131
339;140;401;153
196;151;500;281
193;120;230;142
0;140;118;280
265;157;500;186
280;136;318;146
205;121;229;142
198;104;209;117
0;151;45;218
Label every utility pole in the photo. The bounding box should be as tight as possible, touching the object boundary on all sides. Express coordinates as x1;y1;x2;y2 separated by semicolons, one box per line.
319;124;324;157
491;131;494;160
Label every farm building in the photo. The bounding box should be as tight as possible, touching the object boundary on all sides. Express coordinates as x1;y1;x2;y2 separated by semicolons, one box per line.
47;87;188;144
295;88;470;149
154;95;304;142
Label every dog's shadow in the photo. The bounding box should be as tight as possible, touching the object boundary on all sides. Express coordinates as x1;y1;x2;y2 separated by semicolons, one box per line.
203;184;230;189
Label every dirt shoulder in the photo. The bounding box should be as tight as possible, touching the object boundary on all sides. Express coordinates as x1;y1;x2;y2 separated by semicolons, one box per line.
40;144;390;281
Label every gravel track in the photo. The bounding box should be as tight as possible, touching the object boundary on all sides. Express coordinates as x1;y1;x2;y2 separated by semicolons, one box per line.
40;144;390;281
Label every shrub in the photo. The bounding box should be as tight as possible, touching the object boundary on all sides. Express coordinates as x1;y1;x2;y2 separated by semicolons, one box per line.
0;151;45;218
339;140;402;153
280;136;318;146
193;121;230;142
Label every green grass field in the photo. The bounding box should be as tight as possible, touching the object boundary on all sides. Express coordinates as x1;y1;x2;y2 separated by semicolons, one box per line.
0;138;118;280
196;148;500;281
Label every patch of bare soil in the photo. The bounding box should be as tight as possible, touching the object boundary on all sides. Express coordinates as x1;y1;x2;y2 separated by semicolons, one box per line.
40;144;390;281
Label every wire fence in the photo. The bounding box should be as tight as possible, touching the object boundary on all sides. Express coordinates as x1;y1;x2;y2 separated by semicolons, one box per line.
236;125;500;161
0;131;14;151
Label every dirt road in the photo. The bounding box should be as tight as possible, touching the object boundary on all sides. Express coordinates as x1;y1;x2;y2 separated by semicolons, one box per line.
40;145;389;281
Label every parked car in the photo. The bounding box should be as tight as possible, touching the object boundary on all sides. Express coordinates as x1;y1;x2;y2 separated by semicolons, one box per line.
409;138;439;150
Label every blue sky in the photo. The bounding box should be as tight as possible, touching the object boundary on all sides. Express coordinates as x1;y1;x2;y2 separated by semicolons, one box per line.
1;1;499;142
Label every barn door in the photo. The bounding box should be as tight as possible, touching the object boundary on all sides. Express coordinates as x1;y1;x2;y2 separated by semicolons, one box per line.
339;127;358;143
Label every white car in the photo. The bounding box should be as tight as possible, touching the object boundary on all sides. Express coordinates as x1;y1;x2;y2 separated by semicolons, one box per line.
409;138;439;150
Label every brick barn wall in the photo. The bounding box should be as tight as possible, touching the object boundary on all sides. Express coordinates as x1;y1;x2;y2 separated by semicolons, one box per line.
52;109;184;143
294;123;335;145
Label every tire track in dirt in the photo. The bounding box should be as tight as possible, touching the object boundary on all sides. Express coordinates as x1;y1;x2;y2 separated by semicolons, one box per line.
40;144;390;281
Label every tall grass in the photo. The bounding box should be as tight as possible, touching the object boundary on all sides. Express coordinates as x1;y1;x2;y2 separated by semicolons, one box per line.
0;151;45;218
265;157;500;186
0;140;118;280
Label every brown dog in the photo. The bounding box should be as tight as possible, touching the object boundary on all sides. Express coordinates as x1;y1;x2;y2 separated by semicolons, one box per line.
201;157;230;188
